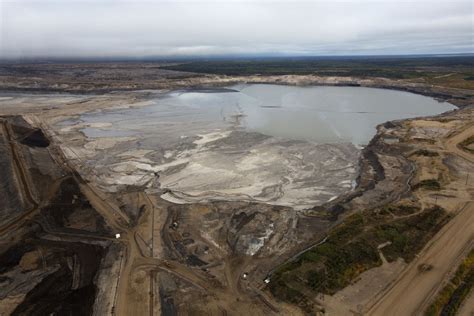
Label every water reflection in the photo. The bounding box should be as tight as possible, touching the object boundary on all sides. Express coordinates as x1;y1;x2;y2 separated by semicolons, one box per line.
81;84;456;145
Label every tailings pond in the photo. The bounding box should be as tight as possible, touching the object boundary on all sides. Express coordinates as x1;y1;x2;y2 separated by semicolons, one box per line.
57;84;456;209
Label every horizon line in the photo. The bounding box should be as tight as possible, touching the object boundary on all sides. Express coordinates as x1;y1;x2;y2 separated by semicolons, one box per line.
1;52;473;63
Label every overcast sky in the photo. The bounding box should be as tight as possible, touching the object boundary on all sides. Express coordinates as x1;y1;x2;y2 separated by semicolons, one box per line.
0;0;472;58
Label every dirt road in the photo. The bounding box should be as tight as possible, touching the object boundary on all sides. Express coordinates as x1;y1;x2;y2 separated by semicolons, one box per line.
367;202;473;315
367;126;474;316
446;124;474;163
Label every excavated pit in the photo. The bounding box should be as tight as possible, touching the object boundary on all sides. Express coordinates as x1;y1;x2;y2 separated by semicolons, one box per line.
0;116;114;315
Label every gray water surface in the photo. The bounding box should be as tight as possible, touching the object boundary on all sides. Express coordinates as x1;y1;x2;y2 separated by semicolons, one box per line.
80;84;456;145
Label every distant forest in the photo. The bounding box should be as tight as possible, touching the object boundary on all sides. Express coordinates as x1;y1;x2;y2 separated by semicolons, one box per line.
162;55;474;79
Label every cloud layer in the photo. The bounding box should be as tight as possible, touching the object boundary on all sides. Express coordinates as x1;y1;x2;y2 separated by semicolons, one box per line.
1;0;472;58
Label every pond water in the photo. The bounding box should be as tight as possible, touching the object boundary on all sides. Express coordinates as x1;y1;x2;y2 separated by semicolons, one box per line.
80;84;456;145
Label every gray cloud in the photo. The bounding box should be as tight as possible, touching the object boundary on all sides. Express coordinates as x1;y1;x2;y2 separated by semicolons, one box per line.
0;0;472;58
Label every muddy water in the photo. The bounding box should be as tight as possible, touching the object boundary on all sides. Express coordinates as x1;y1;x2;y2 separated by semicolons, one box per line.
237;85;455;144
80;85;455;145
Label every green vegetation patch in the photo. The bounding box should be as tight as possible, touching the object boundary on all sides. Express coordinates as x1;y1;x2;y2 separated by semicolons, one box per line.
425;249;474;316
413;179;441;191
269;206;450;309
